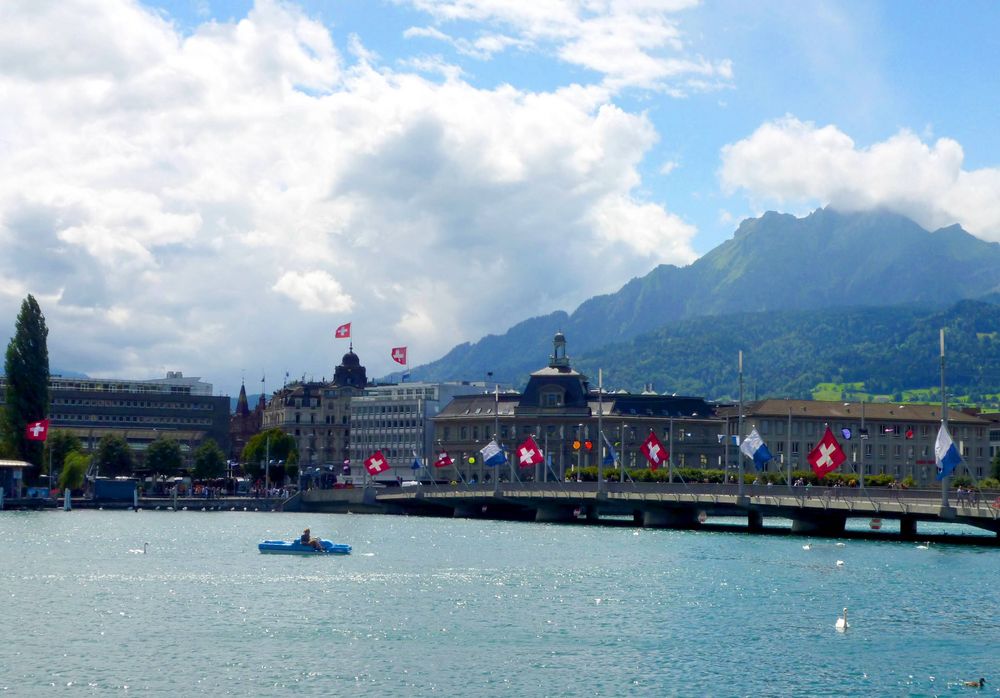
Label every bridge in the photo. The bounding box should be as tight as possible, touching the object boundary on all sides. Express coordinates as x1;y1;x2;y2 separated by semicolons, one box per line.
374;482;1000;540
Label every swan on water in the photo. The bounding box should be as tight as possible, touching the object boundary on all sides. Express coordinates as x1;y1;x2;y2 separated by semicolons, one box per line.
836;560;844;566
128;542;149;554
802;544;811;550
835;607;849;631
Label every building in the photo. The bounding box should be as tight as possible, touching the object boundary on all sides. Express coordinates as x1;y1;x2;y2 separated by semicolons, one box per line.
433;332;724;482
229;382;265;461
348;381;486;482
0;372;231;464
262;347;368;469
718;399;993;485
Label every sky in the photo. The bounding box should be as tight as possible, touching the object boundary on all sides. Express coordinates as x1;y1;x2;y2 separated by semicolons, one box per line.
2;0;999;399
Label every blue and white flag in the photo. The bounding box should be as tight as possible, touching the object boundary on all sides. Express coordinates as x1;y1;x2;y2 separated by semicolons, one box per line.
934;424;961;481
740;428;773;471
480;440;507;467
718;434;740;445
602;432;618;465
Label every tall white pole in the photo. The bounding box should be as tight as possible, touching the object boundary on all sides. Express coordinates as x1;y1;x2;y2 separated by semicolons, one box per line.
737;351;745;497
859;401;866;489
597;369;604;494
940;329;949;507
668;416;674;484
495;383;501;496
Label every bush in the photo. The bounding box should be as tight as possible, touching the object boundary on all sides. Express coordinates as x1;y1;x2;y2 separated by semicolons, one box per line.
976;477;1000;490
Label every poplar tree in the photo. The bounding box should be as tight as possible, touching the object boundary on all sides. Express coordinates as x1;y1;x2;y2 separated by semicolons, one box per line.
3;295;50;479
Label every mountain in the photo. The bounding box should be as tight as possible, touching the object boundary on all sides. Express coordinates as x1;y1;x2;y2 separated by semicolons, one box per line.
403;207;1000;390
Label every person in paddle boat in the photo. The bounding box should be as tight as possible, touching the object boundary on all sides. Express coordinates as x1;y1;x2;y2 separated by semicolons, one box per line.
300;528;324;551
963;677;985;688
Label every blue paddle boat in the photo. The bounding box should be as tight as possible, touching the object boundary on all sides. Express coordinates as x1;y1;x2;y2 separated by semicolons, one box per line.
258;539;352;555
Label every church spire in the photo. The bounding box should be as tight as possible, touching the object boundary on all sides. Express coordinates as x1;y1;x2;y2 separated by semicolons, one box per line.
235;381;250;416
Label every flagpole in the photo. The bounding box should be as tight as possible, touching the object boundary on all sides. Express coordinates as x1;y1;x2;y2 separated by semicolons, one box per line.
597;369;604;495
859;400;865;489
494;383;501;496
737;351;744;498
668;415;674;485
940;328;949;508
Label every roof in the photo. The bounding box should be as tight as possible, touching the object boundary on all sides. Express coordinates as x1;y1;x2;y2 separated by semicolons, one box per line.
436;393;520;418
717;399;989;424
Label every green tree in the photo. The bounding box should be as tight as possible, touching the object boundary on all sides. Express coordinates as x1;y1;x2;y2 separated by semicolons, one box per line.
59;451;90;491
44;430;83;475
242;428;297;485
2;295;50;480
193;438;226;480
95;434;134;478
146;438;183;479
991;451;1000;481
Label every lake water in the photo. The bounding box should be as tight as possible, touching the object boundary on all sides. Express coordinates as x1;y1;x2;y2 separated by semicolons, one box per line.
1;509;997;696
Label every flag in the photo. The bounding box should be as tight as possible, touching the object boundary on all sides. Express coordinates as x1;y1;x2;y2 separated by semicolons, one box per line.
25;418;50;441
602;432;618;465
740;428;773;471
934;424;961;481
807;427;846;478
364;450;390;476
433;452;454;468
859;428;869;440
841;428;852;440
717;434;740;445
410;452;422;471
515;436;544;468
335;322;351;339
391;346;407;365
905;428;914;440
640;431;667;471
480;440;507;467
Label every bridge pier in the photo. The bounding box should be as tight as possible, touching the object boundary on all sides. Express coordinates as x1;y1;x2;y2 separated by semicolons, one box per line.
899;517;917;539
643;507;698;528
747;510;764;531
791;513;846;536
534;505;577;523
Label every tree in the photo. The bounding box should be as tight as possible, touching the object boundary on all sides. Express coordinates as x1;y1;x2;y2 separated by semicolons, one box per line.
59;451;90;491
2;294;50;480
95;434;134;478
992;451;1000;481
193;438;226;480
44;430;83;475
242;428;298;485
146;438;183;479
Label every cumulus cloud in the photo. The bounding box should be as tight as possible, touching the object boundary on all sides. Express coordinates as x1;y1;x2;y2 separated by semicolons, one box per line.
400;0;732;92
0;0;698;391
720;116;1000;240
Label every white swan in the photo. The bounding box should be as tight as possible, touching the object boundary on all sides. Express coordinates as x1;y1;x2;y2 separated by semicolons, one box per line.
836;560;845;566
835;607;849;631
128;542;149;555
802;544;811;550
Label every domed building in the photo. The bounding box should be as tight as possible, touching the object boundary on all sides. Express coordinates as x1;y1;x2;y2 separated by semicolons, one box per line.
261;348;369;478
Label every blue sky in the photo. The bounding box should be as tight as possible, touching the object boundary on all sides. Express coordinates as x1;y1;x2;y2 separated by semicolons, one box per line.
1;0;998;396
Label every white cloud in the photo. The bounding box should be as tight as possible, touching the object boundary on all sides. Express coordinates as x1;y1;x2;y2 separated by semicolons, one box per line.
0;0;697;392
720;116;1000;240
400;0;731;92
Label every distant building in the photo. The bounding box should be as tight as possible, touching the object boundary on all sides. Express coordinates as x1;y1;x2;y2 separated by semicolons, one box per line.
348;381;486;482
718;399;992;485
0;372;231;464
262;347;369;469
433;332;724;482
229;382;265;461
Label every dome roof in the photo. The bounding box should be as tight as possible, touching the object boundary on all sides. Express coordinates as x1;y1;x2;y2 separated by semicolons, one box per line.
341;350;360;367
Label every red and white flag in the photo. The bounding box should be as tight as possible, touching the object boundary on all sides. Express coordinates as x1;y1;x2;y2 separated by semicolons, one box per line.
433;452;454;468
25;418;50;442
364;450;390;476
640;431;667;471
335;322;351;339
391;346;407;365
515;436;544;468
807;426;846;478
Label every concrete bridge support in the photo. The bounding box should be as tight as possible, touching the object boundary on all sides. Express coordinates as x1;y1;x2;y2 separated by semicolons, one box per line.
453;504;485;518
643;507;699;528
899;517;917;539
535;505;578;523
747;510;764;531
791;513;846;536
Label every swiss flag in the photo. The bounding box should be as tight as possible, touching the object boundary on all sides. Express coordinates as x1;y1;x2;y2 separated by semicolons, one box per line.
640;431;667;471
391;346;407;365
335;322;351;339
807;426;846;478
25;418;50;441
364;450;390;475
515;436;544;468
433;452;454;468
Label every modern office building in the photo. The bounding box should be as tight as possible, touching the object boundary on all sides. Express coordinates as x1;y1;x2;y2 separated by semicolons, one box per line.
348;381;486;482
0;372;231;463
717;399;993;485
432;332;724;482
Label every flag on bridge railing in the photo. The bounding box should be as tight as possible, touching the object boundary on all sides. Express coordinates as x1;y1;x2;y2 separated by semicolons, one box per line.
807;427;846;478
640;431;667;471
934;424;961;481
480;440;507;467
602;432;617;465
740;428;773;471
